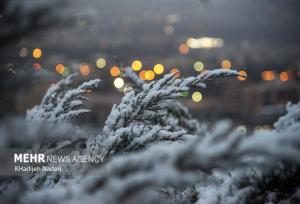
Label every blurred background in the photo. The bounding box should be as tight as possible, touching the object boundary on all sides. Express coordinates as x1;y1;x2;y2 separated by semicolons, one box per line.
1;0;300;130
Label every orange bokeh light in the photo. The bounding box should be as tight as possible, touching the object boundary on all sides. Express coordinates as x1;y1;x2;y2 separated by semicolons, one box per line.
178;43;189;54
110;66;120;77
32;48;42;59
170;68;180;78
261;71;275;81
139;70;146;80
55;64;64;74
80;64;91;76
279;71;289;82
237;70;247;81
145;70;155;80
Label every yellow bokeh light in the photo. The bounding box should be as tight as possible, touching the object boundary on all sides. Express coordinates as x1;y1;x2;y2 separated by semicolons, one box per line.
110;66;120;77
145;70;155;80
153;64;164;74
32;48;42;59
114;77;124;88
170;68;180;78
132;60;142;71
279;71;288;82
194;61;204;72
178;43;189;54
139;70;146;80
221;59;231;69
96;58;106;68
238;70;247;81
56;64;65;74
80;64;91;76
192;91;202;102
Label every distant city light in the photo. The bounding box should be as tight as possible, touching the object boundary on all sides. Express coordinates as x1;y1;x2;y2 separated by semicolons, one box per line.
261;71;275;81
96;58;106;68
55;64;65;74
192;91;202;102
132;60;142;71
193;61;204;72
32;48;42;59
114;77;124;88
221;59;231;69
145;70;155;80
238;70;247;81
33;63;41;70
186;37;224;49
170;68;180;78
164;25;174;35
80;64;91;76
139;70;146;80
110;66;120;77
165;14;181;24
19;48;28;57
279;71;288;82
178;43;189;54
153;64;164;74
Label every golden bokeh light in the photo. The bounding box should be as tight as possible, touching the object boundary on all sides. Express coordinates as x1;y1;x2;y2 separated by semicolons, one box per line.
170;68;180;78
19;48;28;57
279;71;289;82
139;70;146;80
178;43;189;54
55;64;65;74
32;48;42;59
194;61;204;72
80;64;91;76
96;58;106;68
221;59;231;69
110;66;120;77
163;25;174;35
114;77;124;88
132;60;142;71
153;64;164;74
192;91;202;102
261;71;275;81
145;70;155;80
238;70;247;81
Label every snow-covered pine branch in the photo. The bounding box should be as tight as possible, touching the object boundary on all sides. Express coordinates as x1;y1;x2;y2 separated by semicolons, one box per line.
25;74;101;123
22;103;300;204
99;69;244;156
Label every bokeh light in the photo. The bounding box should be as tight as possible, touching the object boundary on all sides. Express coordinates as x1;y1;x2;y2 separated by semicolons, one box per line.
279;71;288;82
163;25;174;35
261;71;275;81
193;61;204;72
32;48;42;59
192;91;202;102
19;48;28;57
170;68;180;78
62;66;70;77
139;70;146;80
132;60;142;71
33;63;41;70
221;59;231;69
145;70;155;80
237;70;247;81
178;43;189;54
110;66;120;77
114;77;124;88
96;58;106;68
80;64;91;76
153;64;164;74
55;64;65;74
